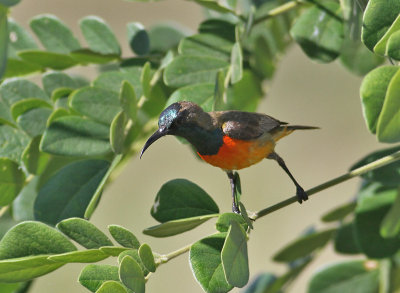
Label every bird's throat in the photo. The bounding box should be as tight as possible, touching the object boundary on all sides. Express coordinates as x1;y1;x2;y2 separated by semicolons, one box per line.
176;125;223;156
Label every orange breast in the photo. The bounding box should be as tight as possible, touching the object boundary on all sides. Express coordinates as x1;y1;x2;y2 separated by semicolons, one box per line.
198;136;275;170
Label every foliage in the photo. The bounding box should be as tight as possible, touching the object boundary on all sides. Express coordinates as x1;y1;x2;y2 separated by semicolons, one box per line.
0;0;400;292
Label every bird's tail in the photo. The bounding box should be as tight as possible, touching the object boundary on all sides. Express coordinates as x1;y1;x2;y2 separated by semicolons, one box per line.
286;125;320;130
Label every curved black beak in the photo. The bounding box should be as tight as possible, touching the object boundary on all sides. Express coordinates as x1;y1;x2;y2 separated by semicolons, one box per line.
140;129;166;159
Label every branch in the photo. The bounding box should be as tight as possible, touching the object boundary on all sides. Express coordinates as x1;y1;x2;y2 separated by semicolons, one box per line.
158;243;192;265
252;0;305;26
252;150;400;220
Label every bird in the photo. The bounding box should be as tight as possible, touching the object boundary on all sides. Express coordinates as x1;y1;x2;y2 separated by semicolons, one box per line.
140;101;318;213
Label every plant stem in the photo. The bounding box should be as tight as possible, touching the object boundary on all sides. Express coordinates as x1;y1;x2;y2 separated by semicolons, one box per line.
160;243;192;264
253;0;304;26
252;150;400;220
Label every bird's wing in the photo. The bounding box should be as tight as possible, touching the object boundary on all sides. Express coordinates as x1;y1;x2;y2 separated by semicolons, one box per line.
212;111;286;140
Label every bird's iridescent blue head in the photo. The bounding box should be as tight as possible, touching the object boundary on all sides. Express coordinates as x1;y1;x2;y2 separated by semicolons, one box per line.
140;102;187;158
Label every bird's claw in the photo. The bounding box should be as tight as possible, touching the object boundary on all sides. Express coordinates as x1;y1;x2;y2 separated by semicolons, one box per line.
296;186;308;203
232;203;241;214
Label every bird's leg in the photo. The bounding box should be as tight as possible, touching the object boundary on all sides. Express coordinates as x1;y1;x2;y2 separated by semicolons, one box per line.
267;152;308;203
226;171;241;213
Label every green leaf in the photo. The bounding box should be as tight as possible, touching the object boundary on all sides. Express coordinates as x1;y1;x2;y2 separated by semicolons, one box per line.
0;78;48;107
362;0;400;52
179;33;233;61
118;250;149;276
0;125;30;162
57;218;113;249
167;83;214;111
334;222;361;254
34;160;110;225
354;190;400;258
48;249;108;263
79;264;119;293
3;58;42;79
30;14;80;53
230;42;243;84
127;22;149;55
0;281;31;293
93;71;142;97
96;281;128;293
238;202;253;230
216;213;248;232
213;69;225;111
17;107;53;137
380;190;400;238
7;19;38;54
0;255;65;282
80;16;121;55
374;15;400;55
18;50;78;70
360;66;400;134
42;71;78;96
119;81;137;122
40;116;111;156
190;233;233;293
387;31;400;60
108;225;140;249
138;243;156;273
221;221;249;288
143;214;218;237
164;55;229;88
190;0;235;13
119;256;145;293
99;247;129;257
290;1;344;63
10;98;52;121
69;86;121;125
0;158;25;206
321;201;356;222
12;177;38;221
148;23;186;53
339;39;384;76
376;69;400;142
84;154;122;219
110;111;127;154
0;221;76;259
70;49;119;64
350;145;400;186
0;5;7;80
151;179;219;222
140;61;151;98
273;229;336;262
307;260;379;293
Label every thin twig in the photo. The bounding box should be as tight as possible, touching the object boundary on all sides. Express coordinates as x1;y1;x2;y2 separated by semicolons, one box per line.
253;0;304;26
252;150;400;220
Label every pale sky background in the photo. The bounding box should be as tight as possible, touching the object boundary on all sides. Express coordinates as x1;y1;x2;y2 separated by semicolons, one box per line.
9;0;383;292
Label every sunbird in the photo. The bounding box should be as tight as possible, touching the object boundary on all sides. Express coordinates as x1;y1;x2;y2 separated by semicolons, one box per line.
141;101;318;213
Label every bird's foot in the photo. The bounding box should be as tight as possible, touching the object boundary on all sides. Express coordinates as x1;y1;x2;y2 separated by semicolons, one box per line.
232;202;241;214
296;186;308;203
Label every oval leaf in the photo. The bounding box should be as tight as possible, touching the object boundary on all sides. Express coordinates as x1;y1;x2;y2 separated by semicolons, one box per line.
34;160;110;225
143;214;218;238
48;249;108;263
190;233;232;293
138;243;156;273
119;255;145;293
56;218;113;249
110;111;127;154
164;55;229;88
79;264;119;293
96;281;127;293
127;22;149;55
108;225;140;249
151;179;219;222
0;221;76;259
0;78;48;107
308;260;379;293
0;125;30;162
334;222;361;255
40;116;111;156
321;201;356;222
80;16;121;55
30;14;80;53
273;229;336;262
221;220;249;288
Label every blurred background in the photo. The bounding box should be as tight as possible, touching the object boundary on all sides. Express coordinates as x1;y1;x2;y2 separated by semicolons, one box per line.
10;0;382;292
